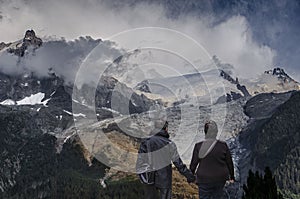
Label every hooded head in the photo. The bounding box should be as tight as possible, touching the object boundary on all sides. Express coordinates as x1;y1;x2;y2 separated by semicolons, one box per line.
153;120;169;138
204;120;218;140
154;120;168;132
198;120;219;159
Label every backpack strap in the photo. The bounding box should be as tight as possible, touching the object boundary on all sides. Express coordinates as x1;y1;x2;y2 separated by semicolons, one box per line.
199;140;217;159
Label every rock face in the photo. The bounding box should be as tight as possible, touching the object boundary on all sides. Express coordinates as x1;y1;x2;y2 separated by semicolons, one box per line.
0;66;159;196
134;68;252;106
244;67;300;95
220;69;251;98
239;91;300;196
215;69;251;104
0;42;10;51
264;67;298;84
0;108;108;198
0;71;157;115
6;30;43;57
134;80;151;93
23;30;43;46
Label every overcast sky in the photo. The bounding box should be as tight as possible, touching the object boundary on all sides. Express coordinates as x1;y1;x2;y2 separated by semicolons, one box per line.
0;0;299;81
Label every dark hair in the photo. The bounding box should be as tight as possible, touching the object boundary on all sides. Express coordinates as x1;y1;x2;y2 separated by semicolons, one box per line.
204;121;210;134
162;121;168;130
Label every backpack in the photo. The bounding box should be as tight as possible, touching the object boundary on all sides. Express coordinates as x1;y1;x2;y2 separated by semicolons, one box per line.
139;169;155;185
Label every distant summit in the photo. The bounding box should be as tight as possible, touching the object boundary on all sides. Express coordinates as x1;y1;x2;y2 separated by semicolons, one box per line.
243;67;300;95
264;67;298;84
23;30;42;47
1;29;42;57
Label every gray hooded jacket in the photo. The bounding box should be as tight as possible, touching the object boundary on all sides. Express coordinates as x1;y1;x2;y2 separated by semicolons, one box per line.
137;130;195;188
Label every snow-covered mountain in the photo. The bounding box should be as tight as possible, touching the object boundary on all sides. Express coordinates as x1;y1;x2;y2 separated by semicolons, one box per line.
0;30;299;198
243;67;300;95
134;65;299;106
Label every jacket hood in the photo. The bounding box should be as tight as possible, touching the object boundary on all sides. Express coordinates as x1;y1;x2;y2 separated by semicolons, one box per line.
155;130;170;139
205;120;218;139
198;120;219;159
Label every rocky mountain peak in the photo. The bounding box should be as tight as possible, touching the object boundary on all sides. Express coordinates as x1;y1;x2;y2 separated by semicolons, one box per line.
0;42;10;51
134;80;151;93
219;69;251;99
264;67;298;83
23;29;42;45
220;69;239;85
6;29;42;57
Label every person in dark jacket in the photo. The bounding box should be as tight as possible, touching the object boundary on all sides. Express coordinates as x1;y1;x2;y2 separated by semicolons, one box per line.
190;120;235;199
137;121;195;199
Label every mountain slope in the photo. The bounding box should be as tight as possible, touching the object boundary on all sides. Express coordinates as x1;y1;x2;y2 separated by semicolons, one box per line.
1;29;299;198
240;91;300;195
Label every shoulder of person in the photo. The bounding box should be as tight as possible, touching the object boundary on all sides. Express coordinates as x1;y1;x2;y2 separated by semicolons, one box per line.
217;140;226;144
194;141;204;148
140;137;152;145
141;137;151;142
217;140;229;148
138;138;150;153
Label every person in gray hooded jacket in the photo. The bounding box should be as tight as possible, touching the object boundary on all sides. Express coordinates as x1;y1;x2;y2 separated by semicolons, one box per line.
137;121;195;199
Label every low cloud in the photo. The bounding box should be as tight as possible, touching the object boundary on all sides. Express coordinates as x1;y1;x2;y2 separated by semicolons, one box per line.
0;0;276;81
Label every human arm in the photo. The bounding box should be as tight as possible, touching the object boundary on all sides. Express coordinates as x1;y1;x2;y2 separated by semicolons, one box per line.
190;143;200;175
170;142;195;183
225;143;235;181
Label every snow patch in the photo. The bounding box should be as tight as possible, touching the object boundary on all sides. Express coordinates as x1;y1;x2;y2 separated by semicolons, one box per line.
50;91;56;96
102;107;121;115
16;92;50;106
21;83;29;87
63;110;72;115
0;99;16;105
72;99;80;103
63;131;77;143
73;113;86;117
63;110;86;117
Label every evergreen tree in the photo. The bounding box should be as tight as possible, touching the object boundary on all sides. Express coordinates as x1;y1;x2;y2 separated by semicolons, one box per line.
242;167;283;199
